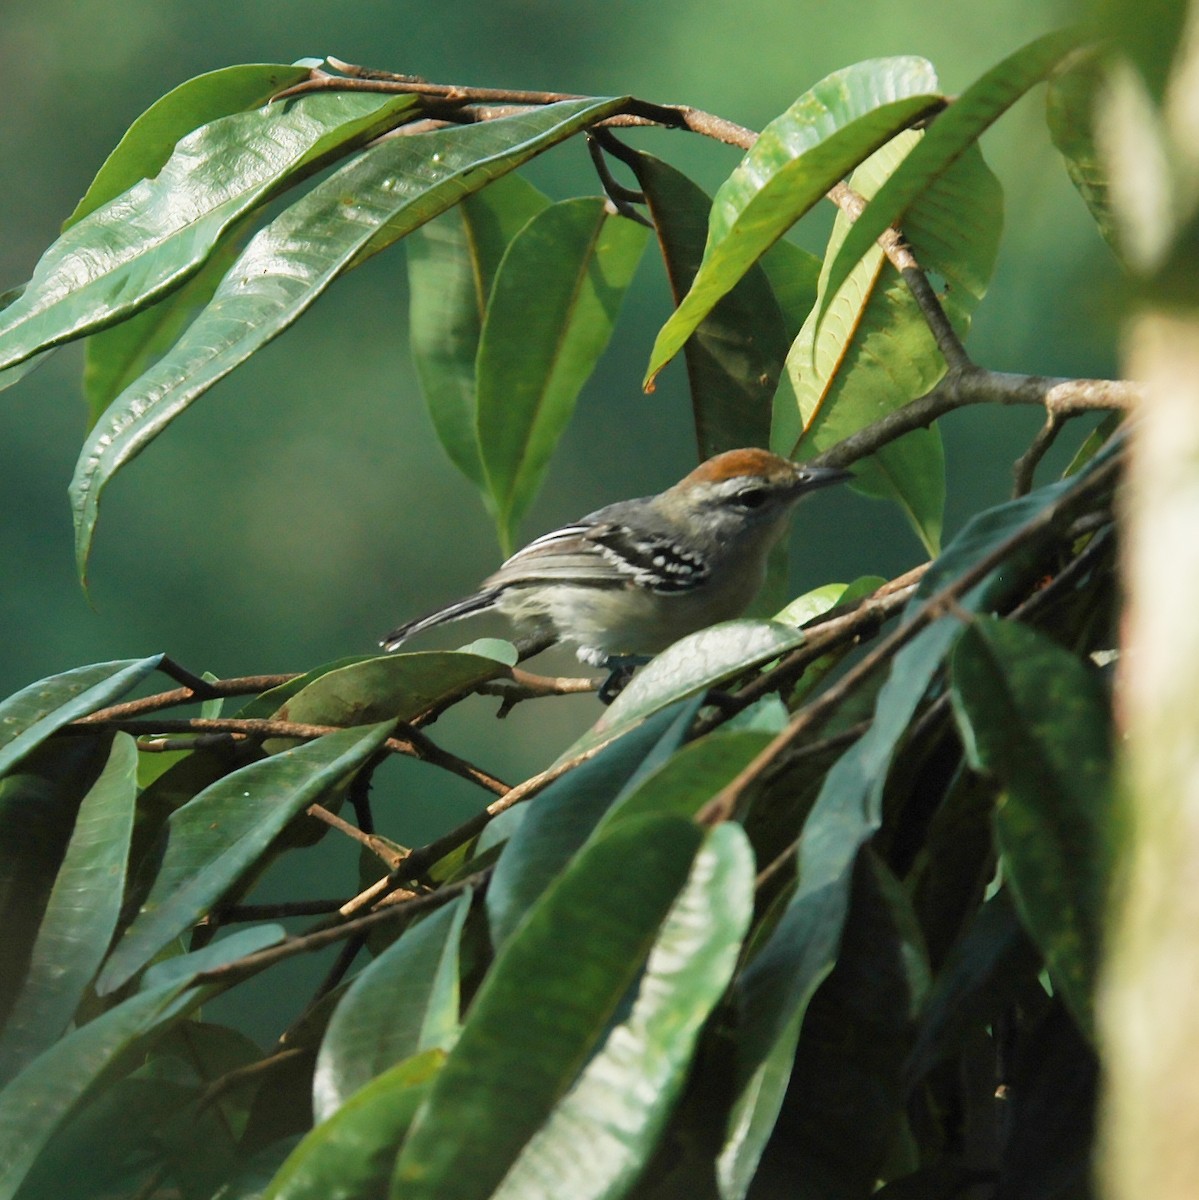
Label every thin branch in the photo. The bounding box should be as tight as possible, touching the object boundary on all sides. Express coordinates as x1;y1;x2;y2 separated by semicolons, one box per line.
696;450;1124;826
1012;412;1064;497
306;803;405;867
811;370;1139;471
76;674;299;723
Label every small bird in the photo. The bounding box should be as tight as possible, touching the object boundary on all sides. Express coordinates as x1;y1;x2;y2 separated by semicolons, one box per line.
381;448;851;668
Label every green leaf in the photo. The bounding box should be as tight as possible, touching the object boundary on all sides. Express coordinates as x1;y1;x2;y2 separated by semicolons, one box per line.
270;651;509;730
477;198;648;551
71;97;626;582
567;620;805;760
950;617;1114;1034
264;1050;444;1200
97;721;395;995
0;739;114;1033
0;978;199;1200
313;892;470;1120
0;655;162;777
492;824;754;1200
773;574;885;627
0;735;137;1083
486;700;699;950
818;29;1082;325
66;64;312;226
773;133;1003;553
391;815;703;1200
408;173;550;490
1046;50;1121;256
140;924;288;992
759;238;822;335
82;233;246;426
0;91;422;373
644;57;942;384
630;153;802;456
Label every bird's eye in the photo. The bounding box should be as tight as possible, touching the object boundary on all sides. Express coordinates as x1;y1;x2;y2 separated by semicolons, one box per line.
733;487;770;510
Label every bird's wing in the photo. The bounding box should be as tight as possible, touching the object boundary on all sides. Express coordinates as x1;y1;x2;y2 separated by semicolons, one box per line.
484;523;708;594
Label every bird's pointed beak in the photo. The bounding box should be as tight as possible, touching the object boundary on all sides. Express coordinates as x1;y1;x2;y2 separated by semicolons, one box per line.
793;464;853;493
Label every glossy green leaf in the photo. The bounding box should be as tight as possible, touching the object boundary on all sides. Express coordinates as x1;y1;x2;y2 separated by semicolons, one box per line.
819;29;1081;324
71;97;626;581
477;198;648;551
67;63;312;226
82;233;246;426
271;651;508;729
313;892;470;1120
0;655;162;777
0;91;421;374
631;153;803;456
264;1050;444;1200
408;173;550;489
1046;50;1121;255
486;700;699;950
567;620;805;760
773;133;1003;553
645;58;942;384
950;617;1114;1034
773;574;886;627
392;814;703;1200
493;824;753;1200
140;923;288;992
97;721;395;994
0;735;137;1083
0;978;198;1200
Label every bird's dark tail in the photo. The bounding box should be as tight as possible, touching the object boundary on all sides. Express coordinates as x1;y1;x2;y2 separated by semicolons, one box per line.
379;588;503;652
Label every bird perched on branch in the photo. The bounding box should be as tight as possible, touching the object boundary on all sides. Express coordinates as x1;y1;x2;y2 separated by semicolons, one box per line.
381;448;850;669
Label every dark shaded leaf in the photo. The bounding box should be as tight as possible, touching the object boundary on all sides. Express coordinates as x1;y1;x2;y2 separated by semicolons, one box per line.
492;825;753;1200
950;617;1114;1034
391;815;703;1200
631;153;803;456
264;1050;445;1200
313;892;470;1119
477;198;648;550
486;699;699;950
97;721;395;994
0;735;138;1083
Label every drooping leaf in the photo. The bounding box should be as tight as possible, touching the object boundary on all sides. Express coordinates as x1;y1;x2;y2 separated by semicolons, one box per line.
408;173;550;489
0;978;200;1200
566;620;806;760
477;198;648;551
0;91;422;373
65;63;313;226
630;153;804;456
0;735;138;1083
140;923;288;992
97;721;395;994
313;892;470;1120
818;29;1082;325
950;617;1114;1034
70;97;627;582
492;824;754;1200
264;1050;445;1200
486;700;699;950
391;815;703;1200
645;57;943;384
1046;50;1121;256
0;656;162;777
773;133;1003;553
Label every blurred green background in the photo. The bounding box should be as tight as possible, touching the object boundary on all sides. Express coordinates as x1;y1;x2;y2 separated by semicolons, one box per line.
1;0;1117;1004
